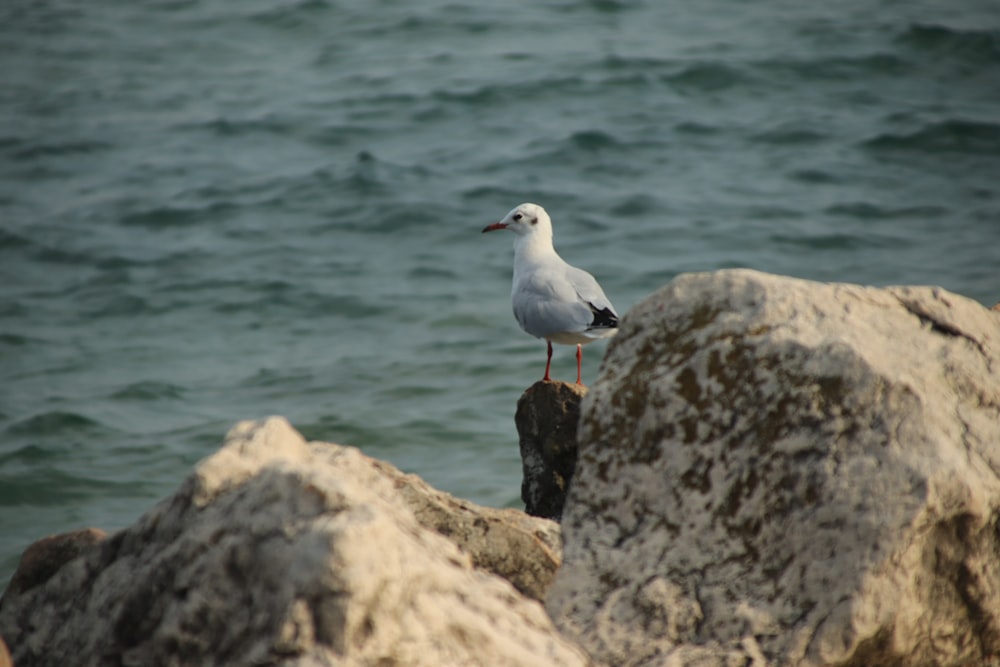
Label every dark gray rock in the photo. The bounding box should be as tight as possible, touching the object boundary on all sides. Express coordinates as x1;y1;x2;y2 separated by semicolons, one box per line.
516;380;587;520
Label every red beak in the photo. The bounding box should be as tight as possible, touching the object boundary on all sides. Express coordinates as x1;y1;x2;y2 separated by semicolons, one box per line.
482;222;508;233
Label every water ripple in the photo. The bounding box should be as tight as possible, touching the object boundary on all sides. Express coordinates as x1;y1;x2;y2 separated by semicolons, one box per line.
4;138;113;161
825;202;949;220
759;53;911;81
751;126;830;146
863;119;1000;155
664;61;750;92
4;411;109;438
111;381;186;401
897;23;1000;65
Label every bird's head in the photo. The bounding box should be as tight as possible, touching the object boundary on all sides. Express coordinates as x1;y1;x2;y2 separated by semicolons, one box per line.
482;203;551;237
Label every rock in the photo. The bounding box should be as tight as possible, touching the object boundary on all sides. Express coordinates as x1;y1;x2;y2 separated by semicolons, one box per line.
363;454;562;602
516;380;587;520
4;528;108;597
0;417;586;667
546;269;1000;667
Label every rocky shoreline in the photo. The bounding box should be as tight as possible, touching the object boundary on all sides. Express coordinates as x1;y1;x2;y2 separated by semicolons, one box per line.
2;269;999;666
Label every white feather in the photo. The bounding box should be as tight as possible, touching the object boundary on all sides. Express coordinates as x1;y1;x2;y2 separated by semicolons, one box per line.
487;203;619;346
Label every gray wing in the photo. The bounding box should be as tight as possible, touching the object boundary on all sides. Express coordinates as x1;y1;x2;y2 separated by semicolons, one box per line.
565;265;617;314
564;265;619;334
512;262;618;340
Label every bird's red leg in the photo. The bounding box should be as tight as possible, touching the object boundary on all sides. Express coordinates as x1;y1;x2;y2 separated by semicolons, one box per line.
575;344;583;385
543;341;553;382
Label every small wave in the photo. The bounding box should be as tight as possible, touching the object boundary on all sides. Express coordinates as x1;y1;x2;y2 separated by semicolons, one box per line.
310;123;379;147
769;233;866;251
674;121;721;136
408;266;459;280
111;381;185;401
430;76;584;107
0;300;29;318
601;54;670;71
549;0;636;13
248;0;331;29
119;202;238;229
825;202;948;220
863;119;1000;155
751;126;829;146
82;293;157;318
461;185;532;202
397;14;493;35
213;290;384;319
569;129;622;151
663;62;749;92
609;194;661;217
313;294;388;319
95;255;147;271
296;415;371;449
0;467;147;506
6;138;113;162
0;332;35;347
760;53;910;82
241;367;317;389
788;168;841;185
4;411;107;438
459;186;566;216
897;23;1000;64
31;244;98;265
0;229;95;265
746;205;805;220
196;115;296;138
0;442;44;466
428;313;496;330
586;0;635;12
272;154;437;206
173;110;306;142
0;228;31;250
503;130;659;175
343;151;388;195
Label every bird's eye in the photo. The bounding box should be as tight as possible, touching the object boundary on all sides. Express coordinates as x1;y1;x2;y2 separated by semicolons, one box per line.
513;213;522;221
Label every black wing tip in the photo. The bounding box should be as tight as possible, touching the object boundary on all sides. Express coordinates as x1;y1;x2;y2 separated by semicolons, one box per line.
588;303;619;329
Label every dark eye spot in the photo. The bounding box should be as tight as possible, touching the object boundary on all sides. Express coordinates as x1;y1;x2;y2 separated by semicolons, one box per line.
530;216;538;225
513;213;522;221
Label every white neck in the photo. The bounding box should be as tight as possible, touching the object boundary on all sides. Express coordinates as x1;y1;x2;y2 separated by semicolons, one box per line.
512;228;558;269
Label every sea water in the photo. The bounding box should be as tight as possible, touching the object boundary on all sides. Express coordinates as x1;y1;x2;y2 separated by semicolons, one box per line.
2;0;999;583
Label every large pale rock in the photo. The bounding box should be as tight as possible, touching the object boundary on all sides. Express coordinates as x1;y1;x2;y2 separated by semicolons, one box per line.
0;418;585;667
516;380;587;520
546;269;1000;667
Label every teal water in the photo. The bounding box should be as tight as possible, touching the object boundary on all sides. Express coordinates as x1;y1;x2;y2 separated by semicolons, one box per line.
2;0;999;584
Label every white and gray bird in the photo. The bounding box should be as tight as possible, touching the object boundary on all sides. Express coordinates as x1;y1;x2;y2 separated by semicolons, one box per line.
482;203;619;384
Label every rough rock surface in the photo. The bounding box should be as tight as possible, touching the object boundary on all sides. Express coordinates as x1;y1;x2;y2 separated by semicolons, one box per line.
546;269;1000;667
368;453;562;602
4;528;108;598
516;380;587;520
0;418;586;667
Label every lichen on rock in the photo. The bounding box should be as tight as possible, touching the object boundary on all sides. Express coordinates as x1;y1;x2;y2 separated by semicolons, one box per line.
547;269;1000;667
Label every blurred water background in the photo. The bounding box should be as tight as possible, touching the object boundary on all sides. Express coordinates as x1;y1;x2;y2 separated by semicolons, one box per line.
2;0;999;584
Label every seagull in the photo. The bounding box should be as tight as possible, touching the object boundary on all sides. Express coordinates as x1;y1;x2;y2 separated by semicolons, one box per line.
482;203;619;384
